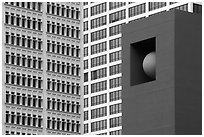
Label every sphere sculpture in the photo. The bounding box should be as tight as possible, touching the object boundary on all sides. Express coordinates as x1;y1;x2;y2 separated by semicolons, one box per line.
142;52;156;79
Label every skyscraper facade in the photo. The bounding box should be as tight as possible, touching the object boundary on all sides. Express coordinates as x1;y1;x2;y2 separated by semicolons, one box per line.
82;2;201;135
2;2;83;135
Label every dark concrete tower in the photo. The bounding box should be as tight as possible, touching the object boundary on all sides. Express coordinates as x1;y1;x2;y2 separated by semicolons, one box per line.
122;10;202;135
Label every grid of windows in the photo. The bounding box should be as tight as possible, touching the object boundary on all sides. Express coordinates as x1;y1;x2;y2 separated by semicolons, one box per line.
5;2;42;12
110;90;122;102
171;4;188;12
91;93;107;106
47;117;80;133
110;116;122;128
47;59;80;76
109;23;125;36
6;111;42;128
91;42;107;55
5;12;42;31
5;130;37;135
109;51;122;63
5;32;42;50
91;55;107;68
109;10;126;23
91;3;106;16
91;80;107;93
110;103;122;115
47;98;80;114
129;3;146;17
91;67;107;80
91;29;107;42
149;2;166;11
91;106;107;119
47;40;80;58
47;78;80;95
47;2;80;20
91;16;107;29
6;52;42;70
6;91;42;108
109;37;121;50
109;2;126;10
47;21;80;39
110;129;122;135
6;71;42;89
109;77;122;89
109;64;121;76
91;119;107;132
4;2;82;135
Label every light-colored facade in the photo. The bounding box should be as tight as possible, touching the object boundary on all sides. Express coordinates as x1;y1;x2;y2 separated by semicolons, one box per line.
2;2;83;135
82;2;202;135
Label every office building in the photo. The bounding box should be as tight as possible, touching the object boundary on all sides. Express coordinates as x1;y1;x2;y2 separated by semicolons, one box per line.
122;9;202;135
82;2;201;135
2;2;83;135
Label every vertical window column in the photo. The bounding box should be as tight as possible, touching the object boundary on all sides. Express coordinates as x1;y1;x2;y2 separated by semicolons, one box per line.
61;62;66;74
57;23;61;35
32;18;36;30
47;21;51;32
11;112;16;124
16;14;21;27
10;13;15;25
66;44;70;56
22;16;26;28
66;25;70;37
57;80;61;92
71;64;75;75
11;33;15;45
16;34;21;46
52;79;56;91
52;22;56;34
33;76;37;88
72;45;75;56
38;19;42;31
66;120;70;132
66;82;70;94
61;24;65;36
27;36;32;48
5;32;10;44
67;101;71;112
11;72;16;84
16;73;21;85
38;57;42;69
6;52;10;64
5;12;10;24
38;77;42;89
71;83;75;94
62;81;66;93
67;63;70;75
